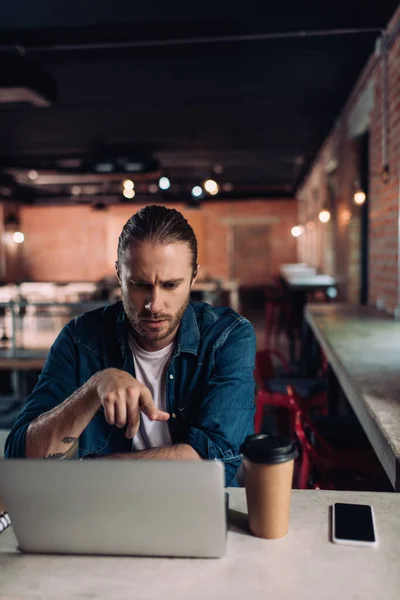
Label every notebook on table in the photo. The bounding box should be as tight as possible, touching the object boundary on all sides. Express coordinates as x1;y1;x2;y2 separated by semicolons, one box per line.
0;459;226;557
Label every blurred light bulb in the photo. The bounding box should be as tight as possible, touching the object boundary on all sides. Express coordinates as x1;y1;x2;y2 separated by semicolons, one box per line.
123;188;135;199
148;184;159;194
13;231;24;244
291;225;304;238
71;185;82;196
354;190;366;205
326;287;338;299
191;186;203;198
159;177;170;190
28;170;38;181
342;209;352;225
319;209;331;223
204;179;219;195
123;179;134;190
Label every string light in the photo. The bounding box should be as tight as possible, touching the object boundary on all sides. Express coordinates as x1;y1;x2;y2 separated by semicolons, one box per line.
123;188;135;199
159;177;171;190
291;225;304;238
123;179;134;190
191;186;203;198
13;232;25;243
354;190;366;205
204;179;219;195
318;209;331;223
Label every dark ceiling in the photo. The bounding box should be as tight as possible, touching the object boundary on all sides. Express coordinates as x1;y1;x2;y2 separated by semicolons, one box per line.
0;1;398;205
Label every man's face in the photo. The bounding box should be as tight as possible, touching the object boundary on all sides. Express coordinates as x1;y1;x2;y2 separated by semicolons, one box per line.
117;242;198;351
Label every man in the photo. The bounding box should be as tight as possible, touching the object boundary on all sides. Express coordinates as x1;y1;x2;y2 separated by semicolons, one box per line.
5;205;256;486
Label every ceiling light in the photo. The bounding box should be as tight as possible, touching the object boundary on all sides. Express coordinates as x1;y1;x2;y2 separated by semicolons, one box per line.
222;182;233;192
191;186;203;198
148;184;159;194
71;185;82;196
123;188;136;199
13;231;25;244
159;177;171;190
28;170;38;181
291;225;304;238
213;164;224;174
319;209;331;223
354;190;366;205
123;179;134;190
204;179;219;195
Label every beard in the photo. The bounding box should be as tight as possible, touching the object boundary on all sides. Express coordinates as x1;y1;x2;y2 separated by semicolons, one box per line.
121;292;191;343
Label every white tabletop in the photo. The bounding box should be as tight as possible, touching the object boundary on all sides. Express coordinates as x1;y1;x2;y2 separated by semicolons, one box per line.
1;488;399;599
280;264;317;278
306;304;400;491
282;273;337;288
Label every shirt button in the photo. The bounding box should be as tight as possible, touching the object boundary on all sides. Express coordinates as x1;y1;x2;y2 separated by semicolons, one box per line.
171;413;177;419
169;374;174;380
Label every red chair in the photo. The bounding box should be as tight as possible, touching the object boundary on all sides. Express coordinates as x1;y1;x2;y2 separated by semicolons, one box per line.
286;386;392;491
254;350;327;436
254;387;300;445
254;349;292;435
255;384;389;490
264;295;291;349
255;348;291;380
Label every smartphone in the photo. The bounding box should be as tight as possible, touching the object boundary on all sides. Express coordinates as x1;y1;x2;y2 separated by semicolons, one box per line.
332;503;378;547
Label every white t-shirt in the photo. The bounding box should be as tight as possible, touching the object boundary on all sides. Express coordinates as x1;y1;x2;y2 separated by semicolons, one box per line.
129;335;174;451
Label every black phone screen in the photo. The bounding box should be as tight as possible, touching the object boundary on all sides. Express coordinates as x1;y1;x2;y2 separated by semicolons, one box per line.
334;503;376;542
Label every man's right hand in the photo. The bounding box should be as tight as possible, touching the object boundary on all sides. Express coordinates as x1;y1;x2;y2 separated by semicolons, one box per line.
91;368;170;438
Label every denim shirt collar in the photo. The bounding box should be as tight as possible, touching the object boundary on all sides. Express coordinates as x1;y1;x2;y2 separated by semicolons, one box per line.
116;301;200;357
176;303;200;356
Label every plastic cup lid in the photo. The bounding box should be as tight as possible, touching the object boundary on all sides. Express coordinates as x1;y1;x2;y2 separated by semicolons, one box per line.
240;434;298;464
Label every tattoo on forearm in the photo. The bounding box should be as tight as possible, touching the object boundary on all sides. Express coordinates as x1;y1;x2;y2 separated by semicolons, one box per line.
44;437;79;460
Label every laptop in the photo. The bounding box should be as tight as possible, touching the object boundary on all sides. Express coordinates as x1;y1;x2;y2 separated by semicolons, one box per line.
0;459;226;558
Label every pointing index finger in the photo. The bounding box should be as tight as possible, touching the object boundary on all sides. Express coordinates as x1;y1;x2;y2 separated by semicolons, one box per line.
139;386;170;421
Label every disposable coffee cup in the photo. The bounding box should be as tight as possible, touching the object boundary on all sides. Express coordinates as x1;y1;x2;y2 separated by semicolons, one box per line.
240;434;298;539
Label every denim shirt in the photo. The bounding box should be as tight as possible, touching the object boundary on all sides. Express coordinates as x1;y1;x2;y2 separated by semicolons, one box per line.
5;301;256;486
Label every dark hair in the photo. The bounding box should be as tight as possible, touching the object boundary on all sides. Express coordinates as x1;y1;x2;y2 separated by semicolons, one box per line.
117;205;198;275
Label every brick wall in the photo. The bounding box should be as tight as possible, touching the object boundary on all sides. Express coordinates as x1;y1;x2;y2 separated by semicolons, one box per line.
4;199;297;284
297;7;400;312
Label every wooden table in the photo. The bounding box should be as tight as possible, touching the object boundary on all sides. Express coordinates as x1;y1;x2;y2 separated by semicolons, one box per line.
0;488;399;599
281;272;337;292
279;270;337;368
0;350;47;401
192;280;240;312
280;264;317;279
306;304;400;491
